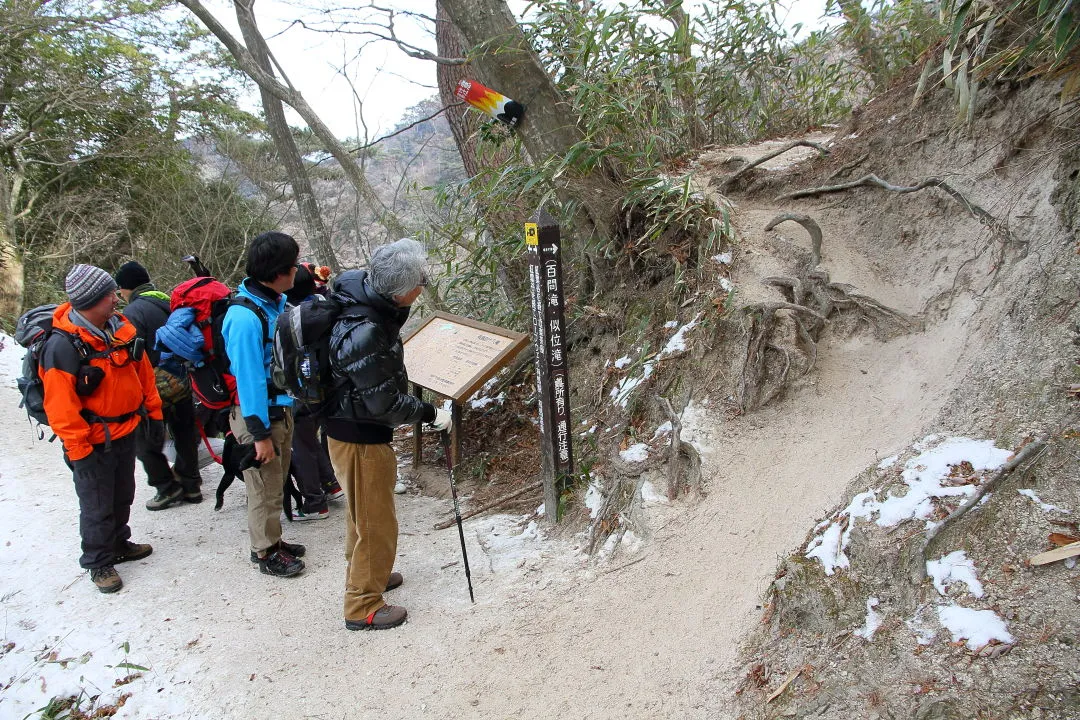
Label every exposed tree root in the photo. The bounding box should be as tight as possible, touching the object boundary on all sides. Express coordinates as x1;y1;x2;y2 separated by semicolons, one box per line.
763;213;823;267
714;140;830;193
776;173;998;227
739;213;921;411
658;397;702;500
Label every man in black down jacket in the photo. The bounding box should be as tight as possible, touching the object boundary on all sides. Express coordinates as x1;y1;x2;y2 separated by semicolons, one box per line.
115;261;202;510
324;239;452;631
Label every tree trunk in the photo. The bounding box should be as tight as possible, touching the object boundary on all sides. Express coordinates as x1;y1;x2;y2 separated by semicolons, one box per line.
437;0;622;247
0;221;24;320
233;0;337;271
435;1;481;179
179;0;409;245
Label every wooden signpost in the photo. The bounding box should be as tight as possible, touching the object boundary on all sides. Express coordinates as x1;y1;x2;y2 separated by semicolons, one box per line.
526;208;574;522
403;311;528;467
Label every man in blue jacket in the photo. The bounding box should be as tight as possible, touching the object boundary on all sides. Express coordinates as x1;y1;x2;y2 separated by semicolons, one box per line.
223;231;305;578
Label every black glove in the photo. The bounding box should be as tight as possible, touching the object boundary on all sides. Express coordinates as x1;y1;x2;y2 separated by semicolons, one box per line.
144;419;166;449
72;454;105;484
234;442;263;472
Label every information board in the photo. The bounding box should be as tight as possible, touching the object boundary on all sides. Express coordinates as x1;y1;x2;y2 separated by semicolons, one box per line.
403;311;529;402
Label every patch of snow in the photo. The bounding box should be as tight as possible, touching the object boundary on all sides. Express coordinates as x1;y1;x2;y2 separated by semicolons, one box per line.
0;332;25;389
712;251;733;265
598;528;643;560
469;392;506;410
805;437;1012;574
876;438;1011;527
662;313;701;355
613;355;632;369
853;597;882;640
663;320;679;329
718;278;734;292
937;604;1014;650
640;481;668;506
584;482;603;518
476;517;544;573
620;443;650;463
652;421;672;440
877;455;899;470
1017;489;1070;513
926;550;984;598
610;361;654;407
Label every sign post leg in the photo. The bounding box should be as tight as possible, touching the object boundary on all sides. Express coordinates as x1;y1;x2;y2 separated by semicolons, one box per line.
412;382;423;468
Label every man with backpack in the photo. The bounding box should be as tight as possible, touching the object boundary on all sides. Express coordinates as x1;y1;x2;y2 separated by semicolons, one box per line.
114;261;202;510
323;239;451;630
224;231;306;578
39;264;163;593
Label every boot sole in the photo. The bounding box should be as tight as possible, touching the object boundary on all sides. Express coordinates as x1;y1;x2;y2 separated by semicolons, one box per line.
258;562;305;578
345;617;407;631
95;579;123;594
146;498;184;511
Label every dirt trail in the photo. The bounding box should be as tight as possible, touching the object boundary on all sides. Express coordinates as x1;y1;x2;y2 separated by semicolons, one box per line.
0;137;979;719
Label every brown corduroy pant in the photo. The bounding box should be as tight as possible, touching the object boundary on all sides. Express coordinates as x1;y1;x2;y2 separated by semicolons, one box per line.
229;405;293;555
327;439;398;621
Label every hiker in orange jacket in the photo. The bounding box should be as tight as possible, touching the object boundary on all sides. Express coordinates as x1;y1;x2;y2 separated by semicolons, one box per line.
39;264;164;594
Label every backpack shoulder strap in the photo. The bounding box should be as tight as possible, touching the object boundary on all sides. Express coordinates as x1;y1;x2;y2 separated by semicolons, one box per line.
229;295;271;343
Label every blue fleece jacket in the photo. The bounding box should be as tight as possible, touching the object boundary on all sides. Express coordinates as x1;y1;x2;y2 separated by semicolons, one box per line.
222;279;292;439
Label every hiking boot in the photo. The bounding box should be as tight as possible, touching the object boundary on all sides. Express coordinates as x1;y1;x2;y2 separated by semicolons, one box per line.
294;508;329;522
249;540;306;563
256;549;304;577
114;541;153;564
90;566;122;594
386;572;403;592
345;604;407;631
145;485;183;511
325;482;345;501
182;489;203;504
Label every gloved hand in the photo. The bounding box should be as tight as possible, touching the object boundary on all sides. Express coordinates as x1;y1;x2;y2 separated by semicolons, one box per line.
72;454;105;483
144;419;166;449
427;407;453;433
233;442;264;472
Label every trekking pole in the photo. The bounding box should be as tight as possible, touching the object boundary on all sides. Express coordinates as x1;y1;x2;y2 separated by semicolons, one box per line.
440;430;474;603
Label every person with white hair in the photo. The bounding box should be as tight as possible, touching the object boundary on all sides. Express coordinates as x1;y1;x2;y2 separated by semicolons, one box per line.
323;238;452;631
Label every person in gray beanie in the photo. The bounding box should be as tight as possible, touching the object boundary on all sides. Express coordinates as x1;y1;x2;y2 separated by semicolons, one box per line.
40;263;163;594
66;263;119;310
114;260;202;510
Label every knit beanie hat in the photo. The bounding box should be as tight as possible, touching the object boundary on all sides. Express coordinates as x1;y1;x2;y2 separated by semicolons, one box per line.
65;264;117;310
115;261;151;290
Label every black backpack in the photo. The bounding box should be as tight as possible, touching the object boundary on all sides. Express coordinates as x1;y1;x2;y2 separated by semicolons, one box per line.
14;304;113;431
272;296;361;413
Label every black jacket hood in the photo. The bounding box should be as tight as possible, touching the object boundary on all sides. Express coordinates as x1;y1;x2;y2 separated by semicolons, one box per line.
330;269;409;329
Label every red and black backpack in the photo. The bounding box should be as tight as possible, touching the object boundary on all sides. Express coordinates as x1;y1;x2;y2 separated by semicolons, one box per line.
169;277;269;411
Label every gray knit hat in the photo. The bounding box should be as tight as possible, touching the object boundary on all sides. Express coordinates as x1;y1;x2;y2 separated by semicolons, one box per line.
65;264;117;310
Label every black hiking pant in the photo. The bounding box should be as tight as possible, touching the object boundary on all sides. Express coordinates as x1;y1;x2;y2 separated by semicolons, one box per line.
291;410;336;514
135;397;200;492
71;432;137;569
